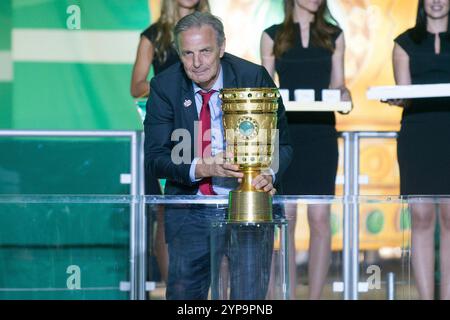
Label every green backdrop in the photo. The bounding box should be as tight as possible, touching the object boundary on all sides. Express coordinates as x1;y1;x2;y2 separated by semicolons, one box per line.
0;0;153;300
7;0;149;130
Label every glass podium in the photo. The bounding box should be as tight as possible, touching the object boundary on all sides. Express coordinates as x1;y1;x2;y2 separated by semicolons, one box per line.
210;220;288;300
0;195;131;300
0;194;449;300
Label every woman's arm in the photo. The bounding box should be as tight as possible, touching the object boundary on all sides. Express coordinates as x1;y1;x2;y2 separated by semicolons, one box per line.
392;43;411;85
130;36;154;98
387;43;411;107
329;33;351;102
260;31;276;78
330;33;352;115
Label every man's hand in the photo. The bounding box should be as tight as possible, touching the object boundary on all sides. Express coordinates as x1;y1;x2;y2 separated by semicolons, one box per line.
237;173;276;196
253;174;276;196
195;152;244;179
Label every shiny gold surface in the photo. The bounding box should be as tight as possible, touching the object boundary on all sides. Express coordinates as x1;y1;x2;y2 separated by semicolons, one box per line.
220;88;279;222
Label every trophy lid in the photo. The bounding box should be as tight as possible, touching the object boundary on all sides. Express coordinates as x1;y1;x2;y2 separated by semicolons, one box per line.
219;88;280;102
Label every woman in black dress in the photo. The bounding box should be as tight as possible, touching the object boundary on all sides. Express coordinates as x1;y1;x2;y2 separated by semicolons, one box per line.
131;0;210;98
390;0;450;300
261;0;351;299
130;0;210;283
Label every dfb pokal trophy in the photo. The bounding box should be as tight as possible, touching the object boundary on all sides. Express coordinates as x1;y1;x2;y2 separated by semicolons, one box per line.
219;88;280;223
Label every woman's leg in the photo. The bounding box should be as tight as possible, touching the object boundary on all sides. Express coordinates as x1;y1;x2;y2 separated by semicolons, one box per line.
439;203;450;300
219;255;229;299
154;205;169;283
307;204;331;300
285;203;298;299
266;203;297;299
410;203;436;300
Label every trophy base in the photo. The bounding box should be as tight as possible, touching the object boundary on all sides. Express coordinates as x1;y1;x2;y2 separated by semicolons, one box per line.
228;190;273;222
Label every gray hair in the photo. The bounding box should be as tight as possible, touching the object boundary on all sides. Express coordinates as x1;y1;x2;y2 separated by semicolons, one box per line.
174;12;225;51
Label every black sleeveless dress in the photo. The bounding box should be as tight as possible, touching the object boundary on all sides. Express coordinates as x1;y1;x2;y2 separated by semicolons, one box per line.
265;23;341;195
141;23;180;75
395;29;450;195
141;24;180;195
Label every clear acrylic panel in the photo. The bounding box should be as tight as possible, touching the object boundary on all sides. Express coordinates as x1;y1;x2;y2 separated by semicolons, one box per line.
146;196;345;300
0;196;131;300
145;195;450;300
356;197;410;299
0;137;132;195
2;195;449;300
286;199;344;300
397;196;450;300
210;220;288;300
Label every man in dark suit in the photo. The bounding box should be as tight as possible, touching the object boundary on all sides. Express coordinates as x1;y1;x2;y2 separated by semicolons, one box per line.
144;12;292;300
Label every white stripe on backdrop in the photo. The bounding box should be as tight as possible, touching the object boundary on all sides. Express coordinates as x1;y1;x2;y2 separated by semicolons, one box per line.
0;51;13;81
12;29;141;64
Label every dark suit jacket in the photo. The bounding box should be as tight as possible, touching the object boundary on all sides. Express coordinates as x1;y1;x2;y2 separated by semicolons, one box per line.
144;53;292;241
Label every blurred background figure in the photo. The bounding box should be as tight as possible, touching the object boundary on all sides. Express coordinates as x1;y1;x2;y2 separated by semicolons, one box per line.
131;0;210;98
390;0;450;300
261;0;351;299
130;0;210;284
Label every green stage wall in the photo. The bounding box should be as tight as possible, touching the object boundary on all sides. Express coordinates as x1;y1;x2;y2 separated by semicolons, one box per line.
9;0;149;130
0;0;153;299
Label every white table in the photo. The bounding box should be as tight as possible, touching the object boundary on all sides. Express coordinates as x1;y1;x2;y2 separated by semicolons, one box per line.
284;101;352;113
366;83;450;100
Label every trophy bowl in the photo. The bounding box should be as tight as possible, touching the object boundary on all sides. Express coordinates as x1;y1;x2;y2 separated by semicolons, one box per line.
219;88;280;222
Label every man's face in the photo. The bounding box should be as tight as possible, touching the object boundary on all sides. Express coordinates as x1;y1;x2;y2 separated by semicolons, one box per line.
178;25;226;90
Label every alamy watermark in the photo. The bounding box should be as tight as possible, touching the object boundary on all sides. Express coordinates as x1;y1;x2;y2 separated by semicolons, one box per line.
66;265;81;290
366;265;381;290
169;124;281;174
66;5;81;30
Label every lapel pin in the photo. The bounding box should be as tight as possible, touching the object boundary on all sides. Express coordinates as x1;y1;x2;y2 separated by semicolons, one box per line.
183;99;192;107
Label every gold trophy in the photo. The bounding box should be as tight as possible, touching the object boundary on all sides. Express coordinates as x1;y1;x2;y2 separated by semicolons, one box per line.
219;88;280;222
